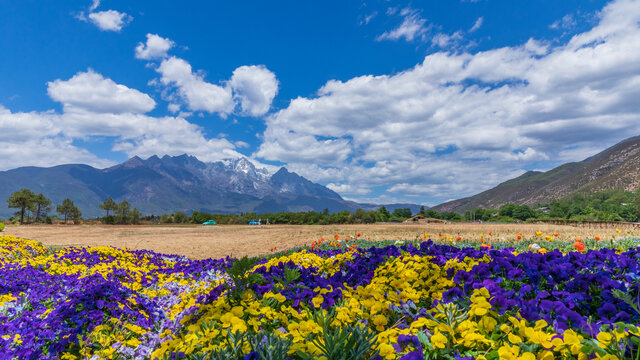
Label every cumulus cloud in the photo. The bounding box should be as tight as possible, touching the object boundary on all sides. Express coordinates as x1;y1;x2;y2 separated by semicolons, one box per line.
229;65;279;116
0;106;115;170
135;34;175;60
88;10;131;32
150;41;279;117
157;57;235;115
0;68;249;170
256;0;640;205
47;70;156;114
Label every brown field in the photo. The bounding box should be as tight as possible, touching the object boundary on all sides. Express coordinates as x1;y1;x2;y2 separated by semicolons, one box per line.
3;223;638;260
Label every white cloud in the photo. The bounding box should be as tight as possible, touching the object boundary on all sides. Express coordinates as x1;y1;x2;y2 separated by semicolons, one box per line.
0;68;249;171
47;69;156;114
470;16;483;32
88;10;131;32
550;14;577;31
157;56;234;115
326;183;371;195
135;34;175;60
0;106;115;170
431;31;464;48
257;0;640;204
377;7;429;41
361;12;378;25
152;46;278;117
89;0;101;12
229;65;279;116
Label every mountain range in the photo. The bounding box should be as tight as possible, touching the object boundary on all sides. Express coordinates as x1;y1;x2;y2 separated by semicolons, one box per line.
0;155;421;218
432;135;640;213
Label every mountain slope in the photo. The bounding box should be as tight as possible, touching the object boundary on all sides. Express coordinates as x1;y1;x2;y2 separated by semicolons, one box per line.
0;155;407;218
432;135;640;213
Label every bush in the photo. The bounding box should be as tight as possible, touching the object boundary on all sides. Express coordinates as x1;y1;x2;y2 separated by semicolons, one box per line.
0;222;4;232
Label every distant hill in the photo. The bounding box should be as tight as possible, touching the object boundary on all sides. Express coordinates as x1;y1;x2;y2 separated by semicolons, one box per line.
432;135;640;213
0;155;422;218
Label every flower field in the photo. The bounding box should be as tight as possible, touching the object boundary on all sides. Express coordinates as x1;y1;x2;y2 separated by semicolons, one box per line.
1;233;640;360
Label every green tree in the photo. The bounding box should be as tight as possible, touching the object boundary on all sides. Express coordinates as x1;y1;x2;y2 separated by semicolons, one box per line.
392;208;412;219
419;205;425;215
57;198;80;224
116;200;130;224
100;197;117;218
375;206;391;222
173;211;188;223
7;188;36;224
130;208;141;225
33;193;52;223
512;205;536;221
498;204;517;218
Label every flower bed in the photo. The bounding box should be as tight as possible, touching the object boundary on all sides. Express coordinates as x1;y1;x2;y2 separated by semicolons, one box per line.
1;234;639;359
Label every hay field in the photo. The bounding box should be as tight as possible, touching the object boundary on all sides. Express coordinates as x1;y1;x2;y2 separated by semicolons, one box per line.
3;223;637;259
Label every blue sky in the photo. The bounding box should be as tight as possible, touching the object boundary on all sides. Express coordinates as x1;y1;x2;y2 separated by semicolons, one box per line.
1;0;639;206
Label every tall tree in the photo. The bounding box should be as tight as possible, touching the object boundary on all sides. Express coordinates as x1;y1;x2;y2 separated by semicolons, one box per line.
130;208;141;225
33;193;52;223
99;197;117;218
116;200;130;224
57;198;80;224
7;188;36;224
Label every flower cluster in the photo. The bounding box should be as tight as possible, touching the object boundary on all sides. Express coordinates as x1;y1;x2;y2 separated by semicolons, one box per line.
1;234;640;359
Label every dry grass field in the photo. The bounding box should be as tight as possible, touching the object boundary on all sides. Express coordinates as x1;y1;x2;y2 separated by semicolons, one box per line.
3;223;638;259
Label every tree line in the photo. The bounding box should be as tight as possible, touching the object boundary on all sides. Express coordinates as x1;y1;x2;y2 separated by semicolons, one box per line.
460;189;640;223
6;189;81;224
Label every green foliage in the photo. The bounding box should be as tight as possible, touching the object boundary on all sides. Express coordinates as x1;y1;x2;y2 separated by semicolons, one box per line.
7;188;36;224
116;200;130;224
226;256;264;306
0;222;4;232
56;198;81;224
544;189;637;221
297;310;379;360
130;208;141;225
99;197;117;218
392;208;412;219
185;330;292;360
173;211;188;223
32;193;52;223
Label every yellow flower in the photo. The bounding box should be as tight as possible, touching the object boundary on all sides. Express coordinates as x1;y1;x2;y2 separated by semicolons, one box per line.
431;330;448;349
597;332;613;347
312;294;324;308
378;343;396;360
373;314;388;331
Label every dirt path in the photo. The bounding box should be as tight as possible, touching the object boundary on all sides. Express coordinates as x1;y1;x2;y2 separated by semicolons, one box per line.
3;223;634;259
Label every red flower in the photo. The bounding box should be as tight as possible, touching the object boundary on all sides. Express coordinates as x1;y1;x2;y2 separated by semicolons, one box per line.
356;233;361;237
574;240;585;252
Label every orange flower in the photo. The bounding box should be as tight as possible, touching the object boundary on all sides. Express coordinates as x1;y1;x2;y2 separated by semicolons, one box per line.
456;236;462;242
517;233;522;240
481;243;492;249
438;233;442;237
574;239;585;252
285;250;289;254
334;234;339;240
553;233;559;237
595;236;601;242
489;232;493;237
